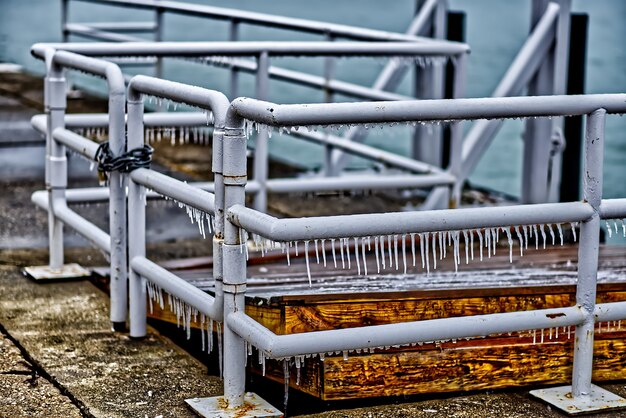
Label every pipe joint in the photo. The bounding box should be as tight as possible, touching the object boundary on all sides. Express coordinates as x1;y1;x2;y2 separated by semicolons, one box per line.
48;156;68;189
47;78;67;110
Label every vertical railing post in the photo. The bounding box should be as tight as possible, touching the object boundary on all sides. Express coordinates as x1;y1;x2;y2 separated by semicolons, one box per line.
448;52;466;208
229;19;240;99
531;108;624;413
212;119;226;358
127;87;147;339
108;69;128;332
45;57;67;270
412;0;446;168
252;51;270;213
522;0;570;204
322;33;336;177
571;108;604;396
222;113;248;409
61;0;69;43
154;3;164;81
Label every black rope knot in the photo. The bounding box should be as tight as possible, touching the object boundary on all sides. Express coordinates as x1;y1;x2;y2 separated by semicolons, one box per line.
95;142;153;184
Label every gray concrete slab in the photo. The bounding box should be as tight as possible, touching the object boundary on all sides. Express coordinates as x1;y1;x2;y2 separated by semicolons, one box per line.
0;261;222;418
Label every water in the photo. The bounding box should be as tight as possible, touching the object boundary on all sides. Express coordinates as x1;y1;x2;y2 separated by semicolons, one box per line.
0;0;624;199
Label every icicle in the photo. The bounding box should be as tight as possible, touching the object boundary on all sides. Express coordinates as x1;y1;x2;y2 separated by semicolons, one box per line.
432;232;437;270
556;223;564;246
314;240;320;264
339;238;345;269
515;226;524;257
439;231;444;260
380;235;386;270
606;221;613;238
401;234;407;274
362;238;368;276
452;232;459;273
522;225;529;250
387;235;393;268
304;241;312;286
570;222;577;242
548;223;556;245
354;237;361;276
540;224;547;249
411;233;416;267
375;236;380;273
331;238;337;268
477;229;483;261
463;230;469;264
492;228;498;255
419;233;425;269
470;229;475;261
345;238;351;270
504;227;513;263
321;239;327;267
343;351;349;361
424;232;430;274
394;235;399;271
486;228;491;258
286;242;291;266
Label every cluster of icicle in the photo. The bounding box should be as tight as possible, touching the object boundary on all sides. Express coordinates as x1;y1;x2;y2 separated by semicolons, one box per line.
246;318;625;409
145;279;223;376
74;127;108;141
152;190;215;239
605;219;626;239
243;223;578;286
242;116;565;141
144;126;213;146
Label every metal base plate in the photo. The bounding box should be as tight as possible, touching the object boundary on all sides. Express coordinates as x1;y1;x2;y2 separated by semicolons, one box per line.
530;384;626;415
186;392;282;417
23;264;91;281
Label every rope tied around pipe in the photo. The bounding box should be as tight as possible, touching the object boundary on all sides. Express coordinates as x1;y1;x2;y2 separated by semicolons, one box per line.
95;142;153;185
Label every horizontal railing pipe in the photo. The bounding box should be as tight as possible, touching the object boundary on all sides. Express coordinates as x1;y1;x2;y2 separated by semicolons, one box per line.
31;41;470;58
52;128;99;160
131;256;222;321
228;201;594;241
599;199;626;220
32;113;214;130
227;305;585;358
594;301;626;323
230;94;626;127
32;191;111;252
129;168;216;215
127;75;230;126
266;174;455;193
66;0;463;44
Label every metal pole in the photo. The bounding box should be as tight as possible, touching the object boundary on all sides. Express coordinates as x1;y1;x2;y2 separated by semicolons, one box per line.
45;59;67;270
521;0;558;204
252;51;269;213
229;19;240;98
448;51;466;208
108;69;128;332
127;88;147;339
222;111;248;409
412;0;446;166
154;3;164;80
61;0;70;43
571;108;605;397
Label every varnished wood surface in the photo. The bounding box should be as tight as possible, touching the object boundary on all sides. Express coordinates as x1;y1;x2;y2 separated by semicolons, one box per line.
143;243;626;400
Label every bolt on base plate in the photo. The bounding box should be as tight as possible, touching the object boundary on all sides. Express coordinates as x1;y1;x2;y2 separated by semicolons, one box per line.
530;384;626;415
22;263;91;281
186;392;282;418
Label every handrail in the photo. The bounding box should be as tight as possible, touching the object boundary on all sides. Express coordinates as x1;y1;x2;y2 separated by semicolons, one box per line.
66;0;459;44
32;40;470;57
229;94;626;126
228;201;594;241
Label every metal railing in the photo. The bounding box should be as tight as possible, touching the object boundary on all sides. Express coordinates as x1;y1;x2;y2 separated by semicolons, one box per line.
32;40;469;214
217;94;626;412
57;0;578;210
29;44;626;414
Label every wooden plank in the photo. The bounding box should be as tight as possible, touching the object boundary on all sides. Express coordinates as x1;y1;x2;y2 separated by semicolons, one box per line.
319;336;626;400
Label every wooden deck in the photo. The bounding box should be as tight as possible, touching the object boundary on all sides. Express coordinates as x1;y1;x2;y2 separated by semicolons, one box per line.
147;243;626;400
